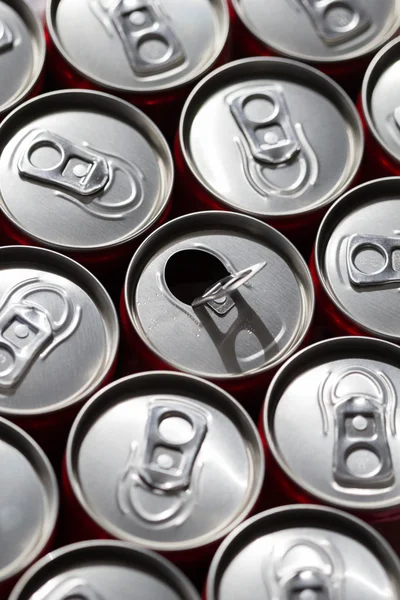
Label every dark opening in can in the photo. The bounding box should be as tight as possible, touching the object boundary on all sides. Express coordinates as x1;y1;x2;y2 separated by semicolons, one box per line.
0;417;58;598
205;505;400;600
176;58;363;251
262;336;400;554
121;211;314;411
63;371;264;575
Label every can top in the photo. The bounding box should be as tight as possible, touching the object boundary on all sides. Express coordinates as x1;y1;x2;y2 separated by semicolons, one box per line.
0;0;45;116
265;336;400;511
0;246;118;416
362;36;400;163
9;541;200;600
206;505;400;600
232;0;400;64
125;211;314;380
0;417;58;585
47;0;229;93
0;90;173;252
67;371;264;551
180;58;363;220
316;177;400;341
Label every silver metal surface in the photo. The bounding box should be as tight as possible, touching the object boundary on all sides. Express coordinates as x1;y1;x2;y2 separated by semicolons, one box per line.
0;418;58;585
47;0;229;92
0;90;173;251
125;212;314;379
9;541;200;600
0;1;45;115
362;36;400;163
180;59;363;219
66;372;264;551
206;506;400;600
232;0;400;62
0;246;118;415
316;178;400;341
265;337;400;510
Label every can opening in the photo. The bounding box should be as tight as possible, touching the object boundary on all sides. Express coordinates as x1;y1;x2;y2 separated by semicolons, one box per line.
165;249;229;306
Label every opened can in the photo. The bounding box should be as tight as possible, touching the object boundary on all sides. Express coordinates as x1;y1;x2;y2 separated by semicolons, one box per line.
0;90;174;290
261;336;400;554
175;58;363;252
360;36;400;179
229;0;400;94
312;177;400;340
205;504;400;600
9;541;200;600
121;211;314;413
62;371;264;578
0;246;119;462
46;0;231;139
0;0;45;120
0;417;59;598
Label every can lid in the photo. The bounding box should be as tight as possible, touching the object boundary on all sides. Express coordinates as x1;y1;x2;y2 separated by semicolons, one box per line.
0;90;173;252
206;505;400;600
47;0;229;94
0;246;119;416
316;177;400;341
180;58;363;220
67;371;264;551
0;417;58;585
125;211;314;380
362;36;400;164
232;0;400;64
265;336;400;511
9;541;200;600
0;0;45;116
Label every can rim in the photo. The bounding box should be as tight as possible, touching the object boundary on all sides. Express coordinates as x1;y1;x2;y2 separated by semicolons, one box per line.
46;0;230;94
0;417;59;585
206;503;400;599
0;0;46;117
314;176;400;341
124;210;315;381
0;245;119;417
362;35;400;165
0;89;174;253
8;540;200;600
231;0;400;64
66;370;265;552
179;57;364;220
263;335;400;511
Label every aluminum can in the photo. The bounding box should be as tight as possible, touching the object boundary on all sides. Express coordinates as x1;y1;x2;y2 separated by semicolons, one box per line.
261;336;400;554
175;58;363;252
360;36;400;179
0;246;119;462
45;0;231;139
121;211;314;413
312;177;400;340
205;504;400;600
0;417;59;598
0;0;45;120
229;0;400;94
0;89;174;290
9;541;200;600
62;371;264;578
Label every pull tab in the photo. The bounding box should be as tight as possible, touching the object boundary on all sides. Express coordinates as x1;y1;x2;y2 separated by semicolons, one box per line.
110;0;186;76
347;234;400;286
0;20;13;54
191;261;267;314
229;87;301;165
37;578;105;600
284;569;331;599
18;130;109;196
138;402;207;492
298;0;371;45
